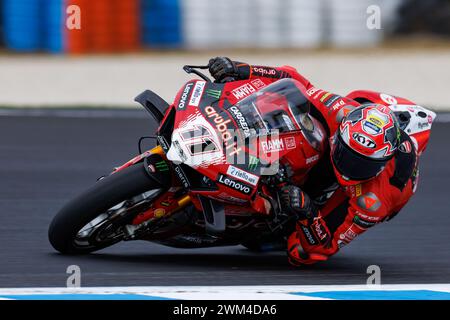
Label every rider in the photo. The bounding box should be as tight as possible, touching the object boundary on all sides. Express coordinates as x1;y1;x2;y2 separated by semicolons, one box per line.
208;57;420;266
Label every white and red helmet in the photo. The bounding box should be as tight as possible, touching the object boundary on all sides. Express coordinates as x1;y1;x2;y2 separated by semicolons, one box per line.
331;104;400;185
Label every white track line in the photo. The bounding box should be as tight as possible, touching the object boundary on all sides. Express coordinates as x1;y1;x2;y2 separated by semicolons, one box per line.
1;284;450;300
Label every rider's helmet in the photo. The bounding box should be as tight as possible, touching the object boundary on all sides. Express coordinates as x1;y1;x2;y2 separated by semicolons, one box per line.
331;104;400;186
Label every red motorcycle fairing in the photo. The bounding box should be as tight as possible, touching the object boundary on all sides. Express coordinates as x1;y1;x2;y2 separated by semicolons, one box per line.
164;78;327;208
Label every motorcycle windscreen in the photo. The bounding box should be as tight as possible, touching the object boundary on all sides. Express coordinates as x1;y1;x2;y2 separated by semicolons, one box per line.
222;78;324;151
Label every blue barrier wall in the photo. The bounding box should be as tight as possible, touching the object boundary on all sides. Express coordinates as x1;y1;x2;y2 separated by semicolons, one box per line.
141;0;182;48
0;0;3;46
43;0;65;53
3;0;42;51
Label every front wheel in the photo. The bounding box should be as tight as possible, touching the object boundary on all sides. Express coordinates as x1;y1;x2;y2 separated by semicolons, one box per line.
48;162;163;254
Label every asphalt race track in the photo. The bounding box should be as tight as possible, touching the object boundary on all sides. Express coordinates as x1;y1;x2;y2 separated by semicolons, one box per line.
1;109;449;288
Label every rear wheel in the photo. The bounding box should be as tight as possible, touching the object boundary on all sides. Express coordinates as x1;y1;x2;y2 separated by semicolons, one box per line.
48;163;163;254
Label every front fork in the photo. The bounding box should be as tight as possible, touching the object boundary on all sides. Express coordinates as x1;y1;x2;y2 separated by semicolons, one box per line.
114;145;192;226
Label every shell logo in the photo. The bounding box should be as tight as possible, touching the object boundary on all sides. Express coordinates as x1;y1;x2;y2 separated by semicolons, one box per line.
154;208;166;218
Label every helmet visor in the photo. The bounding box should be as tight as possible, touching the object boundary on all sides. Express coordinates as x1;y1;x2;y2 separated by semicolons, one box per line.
332;133;387;181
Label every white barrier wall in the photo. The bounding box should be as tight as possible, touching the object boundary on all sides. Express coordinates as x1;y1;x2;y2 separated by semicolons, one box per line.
328;0;403;47
1;50;449;110
286;0;323;48
328;0;383;47
181;0;404;49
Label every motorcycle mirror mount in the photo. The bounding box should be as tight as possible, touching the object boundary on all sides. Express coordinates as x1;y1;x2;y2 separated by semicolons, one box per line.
183;65;212;82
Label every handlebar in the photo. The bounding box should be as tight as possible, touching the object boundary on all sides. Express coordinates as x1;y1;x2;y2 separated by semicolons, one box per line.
183;65;212;82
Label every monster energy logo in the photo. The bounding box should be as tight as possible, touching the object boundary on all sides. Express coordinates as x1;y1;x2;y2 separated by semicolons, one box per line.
155;161;169;172
206;89;222;99
248;156;259;171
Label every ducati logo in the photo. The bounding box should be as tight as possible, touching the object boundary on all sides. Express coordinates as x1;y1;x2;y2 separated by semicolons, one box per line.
352;132;376;149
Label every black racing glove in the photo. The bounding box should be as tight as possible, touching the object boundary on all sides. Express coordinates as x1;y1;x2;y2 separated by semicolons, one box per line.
208;57;242;82
279;185;315;220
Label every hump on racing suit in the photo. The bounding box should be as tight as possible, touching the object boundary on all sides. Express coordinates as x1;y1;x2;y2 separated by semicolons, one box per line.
345;89;435;155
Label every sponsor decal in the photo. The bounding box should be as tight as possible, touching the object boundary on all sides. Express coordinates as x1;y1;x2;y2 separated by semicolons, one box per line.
323;94;341;108
367;116;384;127
157;136;170;152
232;83;256;100
301;225;317;245
355;211;381;221
178;83;194;109
345;228;358;240
339;224;361;245
362;121;382;135
174;165;190;188
320;92;332;102
312;220;329;243
248;156;260;171
188;81;206;107
204;106;242;156
250;79;266;89
252;67;277;77
228;106;251;138
332;99;346;110
284;137;297;150
261;138;284;153
356;192;381;212
261;137;296;153
367;109;389;127
352;132;377;149
227;165;259;186
205;88;222;99
306;87;321;97
353;215;377;229
418;121;430;130
155;160;169;172
154;208;166;218
380;93;398;105
355;184;362;197
306;154;319;164
217;173;253;195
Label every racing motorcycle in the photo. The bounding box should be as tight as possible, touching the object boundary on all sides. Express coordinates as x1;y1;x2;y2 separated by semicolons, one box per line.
48;65;436;254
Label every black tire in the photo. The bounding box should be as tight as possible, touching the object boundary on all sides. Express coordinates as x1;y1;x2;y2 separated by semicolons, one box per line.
48;162;161;254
